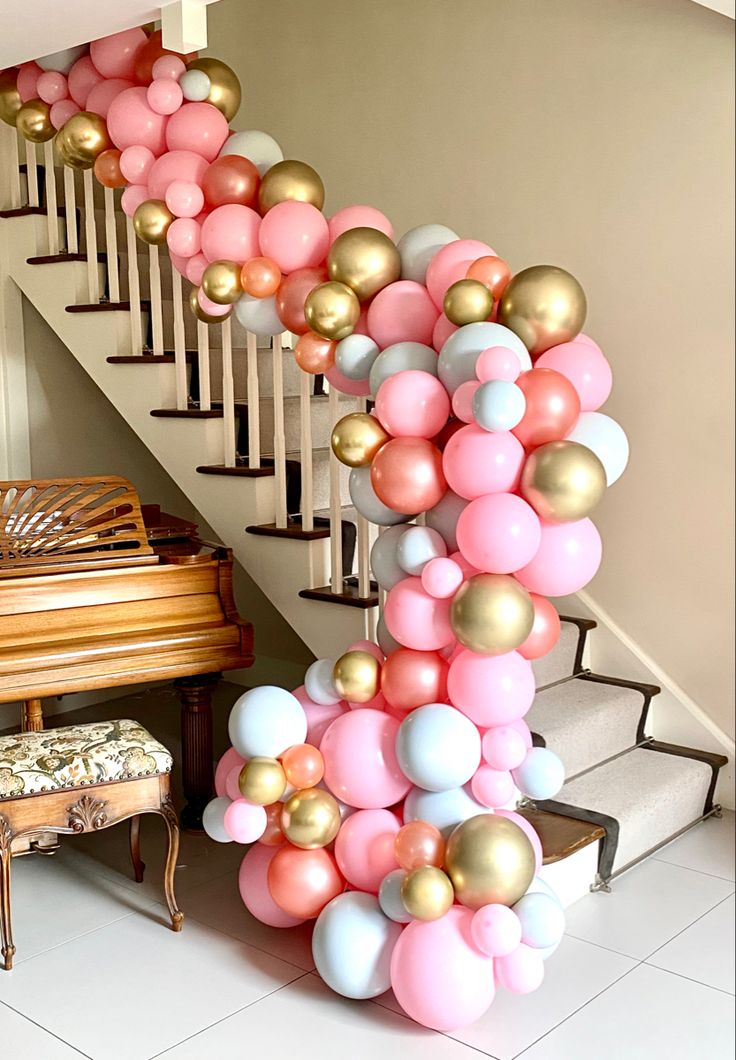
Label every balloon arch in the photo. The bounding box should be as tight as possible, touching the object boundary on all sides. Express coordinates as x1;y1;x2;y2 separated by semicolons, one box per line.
2;30;629;1031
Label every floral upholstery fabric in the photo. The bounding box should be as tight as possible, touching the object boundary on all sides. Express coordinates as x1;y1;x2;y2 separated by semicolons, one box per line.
0;719;172;799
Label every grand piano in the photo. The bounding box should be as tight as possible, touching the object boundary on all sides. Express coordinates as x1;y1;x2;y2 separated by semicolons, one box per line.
0;476;254;829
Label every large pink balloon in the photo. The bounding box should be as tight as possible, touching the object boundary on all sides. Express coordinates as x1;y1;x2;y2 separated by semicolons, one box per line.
90;28;147;79
37;71;68;105
321;709;411;809
17;62;41;103
443;425;525;500
535;339;613;412
384;577;455;652
367;281;439;347
201;204;261;264
334;809;401;892
214;746;245;797
456;493;541;574
119;144;155;184
166;102;229;162
324;364;371;397
375;370;450;439
86;78;134;119
259;201;330;274
107;86;168;154
433;312;458;352
328;205;394;242
147;149;208;200
68;56;103;108
293;684;348;746
515;518;602;596
448;650;535;726
390;906;495;1030
238;844;306;928
426;239;495;309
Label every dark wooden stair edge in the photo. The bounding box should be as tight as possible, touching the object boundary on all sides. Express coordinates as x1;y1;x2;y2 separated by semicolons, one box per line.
299;580;379;609
517;806;606;865
0;206;66;219
150;408;223;419
197;464;275;478
28;252;107;265
66;300;152;313
108;353;196;364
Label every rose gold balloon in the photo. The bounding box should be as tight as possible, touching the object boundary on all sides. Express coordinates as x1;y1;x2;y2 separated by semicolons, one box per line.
276;266;328;334
267;844;344;919
466;256;512;300
295;331;336;374
512;368;581;450
281;744;324;788
381;648;449;712
202;154;260;210
395;821;446;871
259;802;286;846
241;255;281;298
134;29;196;84
371;437;447;513
93;148;126;189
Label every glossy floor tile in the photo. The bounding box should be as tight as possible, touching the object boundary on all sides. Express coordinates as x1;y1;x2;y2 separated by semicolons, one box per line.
654;810;735;881
0;1002;89;1059
647;893;735;994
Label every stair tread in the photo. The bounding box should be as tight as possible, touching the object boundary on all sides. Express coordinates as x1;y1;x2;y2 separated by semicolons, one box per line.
518;807;605;864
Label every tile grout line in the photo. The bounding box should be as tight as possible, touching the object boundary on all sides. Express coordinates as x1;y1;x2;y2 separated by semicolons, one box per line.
641;962;735;998
642;890;735;963
0;997;94;1059
651;855;736;885
7;910;139;970
367;992;501;1059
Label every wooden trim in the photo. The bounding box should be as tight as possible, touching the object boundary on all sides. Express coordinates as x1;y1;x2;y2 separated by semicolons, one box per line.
246;518;331;542
150;408;223;419
197;463;274;477
517;806;605;865
535;798;621;881
65;301;151;313
107;353;196;365
299;578;379;609
0;207;66;219
27;253;107;265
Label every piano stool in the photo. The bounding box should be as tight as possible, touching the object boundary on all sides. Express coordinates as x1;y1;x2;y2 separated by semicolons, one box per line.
0;718;183;971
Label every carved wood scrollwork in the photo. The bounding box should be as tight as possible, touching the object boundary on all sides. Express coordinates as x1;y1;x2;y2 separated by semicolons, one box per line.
159;792;179;831
67;794;108;833
0;815;12;857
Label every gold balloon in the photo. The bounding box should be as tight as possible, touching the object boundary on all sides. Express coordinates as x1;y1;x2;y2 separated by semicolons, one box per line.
188;286;234;324
55;111;111;168
304;281;360;341
327;227;401;302
201;260;242;305
498;265;587;356
186;57;242;121
281;786;342;849
445;814;536;910
333;650;380;703
0;69;21;127
239;757;287;805
331;412;390;468
258;159;325;214
401;866;455;921
16;99;54;143
450;573;534;655
521;440;607;523
133;199;174;246
443;278;494;326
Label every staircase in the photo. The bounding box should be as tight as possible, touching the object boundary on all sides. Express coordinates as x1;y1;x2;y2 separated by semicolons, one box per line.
0;142;728;903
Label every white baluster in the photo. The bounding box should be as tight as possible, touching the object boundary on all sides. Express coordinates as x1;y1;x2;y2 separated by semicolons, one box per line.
125;216;143;355
171;265;187;410
5;126;21;209
103;187;119;302
246;330;260;468
82;169;99;303
197;321;211;411
63;166;78;253
221;316;236;467
42;142;58;255
272;333;288;528
357;515;371;599
328;384;343;593
299;369;314;532
24;141;38;207
148;244;164;356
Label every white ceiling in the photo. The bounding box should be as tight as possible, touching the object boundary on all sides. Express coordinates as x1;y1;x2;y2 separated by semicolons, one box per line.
692;0;735;15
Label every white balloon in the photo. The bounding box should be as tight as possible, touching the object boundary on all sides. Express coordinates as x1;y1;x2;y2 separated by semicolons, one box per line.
202;796;233;843
37;45;88;73
370;524;412;590
304;658;341;705
425;489;468;552
397;223;459;285
335;333;380;381
179;69;211;102
519;877;565;959
234;293;282;337
513;892;566;951
378;869;413;923
438;322;531;395
349;466;416;525
368;341;438;397
473;380;526;432
404;783;487;838
312;892;402;998
566;412;629;485
376;614;402;655
397;704;481;792
219;129;284;176
228;686;307;758
396;525;447;576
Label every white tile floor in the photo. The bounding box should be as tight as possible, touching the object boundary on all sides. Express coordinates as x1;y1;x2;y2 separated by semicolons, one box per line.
0;692;734;1059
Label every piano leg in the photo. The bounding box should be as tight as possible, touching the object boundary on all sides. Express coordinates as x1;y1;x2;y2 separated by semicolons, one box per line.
175;673;221;832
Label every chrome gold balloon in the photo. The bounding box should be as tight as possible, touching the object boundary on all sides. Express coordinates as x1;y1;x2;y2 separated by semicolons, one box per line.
239;757;287;805
450;573;534;655
189;285;234;324
304;281;360;341
521;440;607;523
55;111;111;167
401;865;455;921
258;159;325;214
281;786;341;849
201;259;243;305
0;69;21;127
133;199;174;245
497;265;587;356
333;650;381;703
16;98;54;143
331;413;390;468
445;814;536;909
443;278;493;326
186;57;242;121
327;227;401;301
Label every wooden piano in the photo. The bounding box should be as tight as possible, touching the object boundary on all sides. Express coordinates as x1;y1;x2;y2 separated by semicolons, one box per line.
0;476;254;829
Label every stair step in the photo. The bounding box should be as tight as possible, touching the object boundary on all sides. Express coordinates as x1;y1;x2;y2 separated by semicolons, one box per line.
196;462;275;478
0;206;65;219
150;407;224;419
299;578;378;609
518;806;605;865
246;517;332;542
532;617;593;689
107;353;196;364
27;252;107;265
66;300;150;313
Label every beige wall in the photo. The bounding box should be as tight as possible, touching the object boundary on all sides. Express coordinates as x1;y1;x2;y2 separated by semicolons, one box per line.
210;0;735;736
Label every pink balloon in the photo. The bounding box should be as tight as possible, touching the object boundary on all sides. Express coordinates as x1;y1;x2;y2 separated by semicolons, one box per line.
107;86;168;154
471;765;516;808
224;798;267;843
495;943;545;994
86;78;134;119
17;62;41;103
481;725;528;771
384;577;455;652
201;204;261;264
328;205;394;242
321;709;411;809
90;28;147;79
37;71;68;105
515;518;602;596
166;102;229;162
421;556;464;599
451;380;480;423
293;684;348;747
432;312;458;352
471;905;522;957
390;906;495;1031
366;281;439;347
167;217;202;258
224;764;243;802
147;149;208;200
456;493;541;574
346;640;385;663
259;201;330;274
214;746;245;797
536;340;613;412
68;56;103;108
166;179;204;218
238;844;305;928
324;364;371;397
495;809;543;872
147;77;184;116
448;650;535;726
426;239;495;309
334;809;401;892
152;55;187;81
119;144;155;184
121;184;149;218
509;717;533;750
185;253;209;285
476;345;522;383
49;99;80;130
375;370;450;439
443;425;525;500
198;289;231;317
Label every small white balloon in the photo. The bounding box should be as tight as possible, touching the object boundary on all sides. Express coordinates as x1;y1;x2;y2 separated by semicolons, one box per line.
425;489;468;552
234;293;283;337
566;412;629;485
397;223;459;285
512;747;565;801
179;68;211;102
513;892;566;951
397;704;481;792
37;45;88;73
473;379;526;432
312;892;403;998
378;869;413;923
370;523;413;590
396;525;447;576
228;686;307;758
202;796;233;843
349;466;416;526
219;129;284;176
403;783;487;838
304;658;341;705
335;333;380;381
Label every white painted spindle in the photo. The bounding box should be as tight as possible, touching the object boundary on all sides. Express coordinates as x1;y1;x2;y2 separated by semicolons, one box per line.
82;169;99;303
42;142;58;255
63;166;78;253
197;320;211;411
272;334;288;528
24;141;38;207
125;216;143;355
148;244;164;356
221;316;236;466
6;126;21;209
171;266;187;409
328;384;343;593
103;187;120;302
357;514;371;598
246;330;260;468
299;369;314;532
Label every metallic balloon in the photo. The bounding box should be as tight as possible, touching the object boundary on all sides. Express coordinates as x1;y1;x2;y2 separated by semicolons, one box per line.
498;265;587;356
304;281;361;341
238;757;287;805
520;440;607;523
445;814;536;909
401;865;455;921
333;650;381;703
16;99;54;142
331;412;390;468
133;199;174;246
281;786;342;849
56;111;111;167
201;259;243;305
450;573;534;655
0;69;21;127
443;279;494;326
258;159;325;214
328;227;401;302
186;57;242;121
189;285;234;324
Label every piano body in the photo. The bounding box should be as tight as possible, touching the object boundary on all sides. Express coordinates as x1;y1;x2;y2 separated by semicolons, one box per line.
0;476;254;829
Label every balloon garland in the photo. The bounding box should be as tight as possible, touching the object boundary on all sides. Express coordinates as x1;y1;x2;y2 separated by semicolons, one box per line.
2;31;630;1031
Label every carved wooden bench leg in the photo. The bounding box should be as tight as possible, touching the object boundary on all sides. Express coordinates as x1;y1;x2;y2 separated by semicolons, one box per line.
129;815;145;883
21;698;44;733
0;817;16;971
175;673;220;832
159;793;184;932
